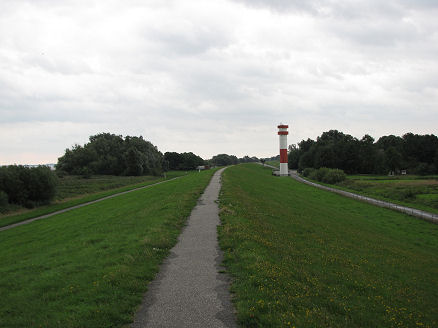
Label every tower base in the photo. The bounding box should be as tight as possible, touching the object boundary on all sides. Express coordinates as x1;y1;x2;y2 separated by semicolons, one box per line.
279;163;288;176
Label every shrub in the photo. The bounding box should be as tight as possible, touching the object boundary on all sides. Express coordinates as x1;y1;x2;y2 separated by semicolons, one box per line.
315;167;330;181
0;165;58;207
400;188;416;200
304;167;347;184
321;169;347;184
308;170;318;181
56;169;67;178
302;168;315;177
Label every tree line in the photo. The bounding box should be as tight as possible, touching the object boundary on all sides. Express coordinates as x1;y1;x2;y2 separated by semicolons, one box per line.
209;154;259;166
57;133;164;177
164;152;205;170
289;130;438;175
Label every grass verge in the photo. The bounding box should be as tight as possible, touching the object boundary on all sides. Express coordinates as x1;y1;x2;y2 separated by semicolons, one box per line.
218;164;438;328
0;169;216;327
0;171;186;228
303;174;438;215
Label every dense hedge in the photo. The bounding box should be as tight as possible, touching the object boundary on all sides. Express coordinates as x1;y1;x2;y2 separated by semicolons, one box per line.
0;165;58;209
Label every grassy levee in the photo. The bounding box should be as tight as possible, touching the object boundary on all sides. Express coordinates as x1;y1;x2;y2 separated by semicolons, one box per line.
218;164;438;328
0;171;186;228
297;175;438;216
338;176;438;215
0;169;216;327
266;161;280;168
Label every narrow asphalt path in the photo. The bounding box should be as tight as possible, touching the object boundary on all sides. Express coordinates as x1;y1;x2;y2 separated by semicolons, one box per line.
0;176;182;232
131;167;237;328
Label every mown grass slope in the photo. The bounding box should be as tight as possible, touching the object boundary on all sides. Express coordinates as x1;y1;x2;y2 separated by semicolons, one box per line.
0;171;186;228
0;169;216;327
218;164;438;328
337;175;438;214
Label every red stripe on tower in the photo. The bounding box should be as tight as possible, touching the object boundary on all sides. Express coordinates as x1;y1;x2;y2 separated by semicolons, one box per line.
280;149;288;163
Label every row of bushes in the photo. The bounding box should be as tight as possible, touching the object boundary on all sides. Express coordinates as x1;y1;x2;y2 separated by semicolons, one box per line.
302;167;347;184
0;165;58;210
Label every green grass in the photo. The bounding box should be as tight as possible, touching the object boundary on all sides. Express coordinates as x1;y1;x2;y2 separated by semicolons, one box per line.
218;164;438;328
266;161;280;168
334;175;438;215
345;174;438;181
0;171;186;228
0;169;217;327
54;174;164;200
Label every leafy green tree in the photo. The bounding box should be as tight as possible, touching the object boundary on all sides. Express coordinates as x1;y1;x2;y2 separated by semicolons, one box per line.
238;156;259;163
125;147;144;176
164;152;183;170
57;133;163;176
0;165;57;208
293;131;437;175
384;147;402;172
163;152;204;170
358;135;377;174
180;152;205;170
288;144;299;169
211;154;238;166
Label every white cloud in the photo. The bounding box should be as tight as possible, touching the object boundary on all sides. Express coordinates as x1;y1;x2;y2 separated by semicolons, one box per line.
0;0;437;164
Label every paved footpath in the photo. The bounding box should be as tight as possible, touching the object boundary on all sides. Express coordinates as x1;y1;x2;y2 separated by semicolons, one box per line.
131;168;237;328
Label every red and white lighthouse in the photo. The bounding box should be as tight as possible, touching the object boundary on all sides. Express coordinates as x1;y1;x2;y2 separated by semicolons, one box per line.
278;124;289;176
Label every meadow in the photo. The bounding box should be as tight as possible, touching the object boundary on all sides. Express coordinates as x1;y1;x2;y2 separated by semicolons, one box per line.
218;164;438;327
0;171;185;228
0;169;216;327
337;175;438;214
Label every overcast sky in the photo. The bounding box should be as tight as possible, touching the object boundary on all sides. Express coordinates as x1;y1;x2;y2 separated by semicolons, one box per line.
1;0;437;164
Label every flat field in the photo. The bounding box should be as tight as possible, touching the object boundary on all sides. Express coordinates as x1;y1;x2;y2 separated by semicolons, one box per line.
337;174;438;214
219;164;438;327
0;171;185;228
0;169;216;327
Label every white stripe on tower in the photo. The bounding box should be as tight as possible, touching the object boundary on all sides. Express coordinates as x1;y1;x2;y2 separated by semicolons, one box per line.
277;124;289;176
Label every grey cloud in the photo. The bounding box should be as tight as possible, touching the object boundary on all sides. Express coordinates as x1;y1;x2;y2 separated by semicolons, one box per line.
23;54;93;75
231;0;437;20
143;23;232;57
325;17;422;47
1;0;437;164
231;0;317;13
